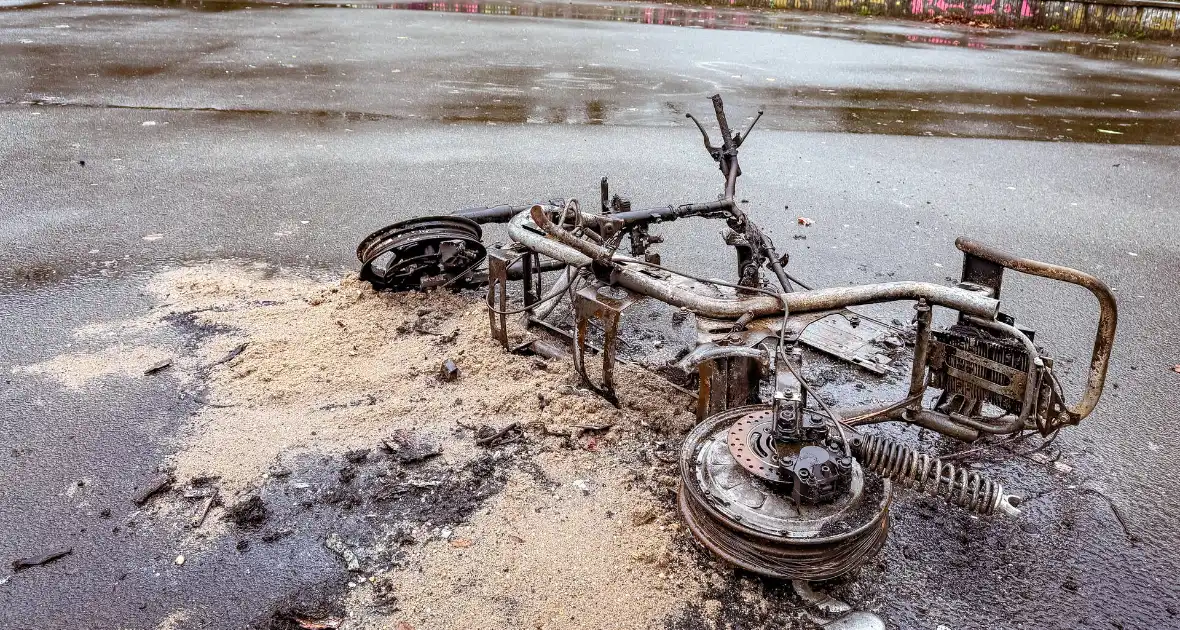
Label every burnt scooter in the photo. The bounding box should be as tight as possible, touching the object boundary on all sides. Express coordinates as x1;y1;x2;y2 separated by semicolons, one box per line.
357;95;1116;592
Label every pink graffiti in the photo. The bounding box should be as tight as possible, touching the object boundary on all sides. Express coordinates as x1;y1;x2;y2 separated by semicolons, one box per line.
906;34;991;48
911;0;1035;18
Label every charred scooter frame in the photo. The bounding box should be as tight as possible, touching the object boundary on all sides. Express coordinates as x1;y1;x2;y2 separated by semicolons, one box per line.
358;95;1117;586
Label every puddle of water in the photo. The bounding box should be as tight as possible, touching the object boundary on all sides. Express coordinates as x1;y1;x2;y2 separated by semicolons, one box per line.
5;0;1180;143
6;0;1180;66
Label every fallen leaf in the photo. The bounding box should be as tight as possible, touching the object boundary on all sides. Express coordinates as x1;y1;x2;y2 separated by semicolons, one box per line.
797;217;814;226
451;538;473;548
508;534;525;544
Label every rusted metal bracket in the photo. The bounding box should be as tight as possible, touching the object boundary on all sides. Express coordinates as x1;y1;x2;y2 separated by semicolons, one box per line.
955;237;1117;424
572;284;636;406
696;354;762;421
487;248;512;349
520;250;542;310
677;340;769;421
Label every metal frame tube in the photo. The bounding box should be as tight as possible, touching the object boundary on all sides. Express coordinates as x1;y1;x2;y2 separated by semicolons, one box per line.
908;299;932;401
510;207;1001;321
956;237;1116;421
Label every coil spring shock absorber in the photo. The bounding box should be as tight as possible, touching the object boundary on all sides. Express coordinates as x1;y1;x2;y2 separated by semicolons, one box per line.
850;433;1023;517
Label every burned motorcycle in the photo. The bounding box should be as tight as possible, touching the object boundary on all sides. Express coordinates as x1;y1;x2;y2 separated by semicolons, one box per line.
357;95;1116;587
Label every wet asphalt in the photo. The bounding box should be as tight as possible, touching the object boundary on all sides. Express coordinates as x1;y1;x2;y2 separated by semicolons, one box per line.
2;2;1180;629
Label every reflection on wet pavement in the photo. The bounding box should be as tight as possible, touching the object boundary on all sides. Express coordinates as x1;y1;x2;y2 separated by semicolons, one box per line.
2;0;1179;142
7;0;1180;64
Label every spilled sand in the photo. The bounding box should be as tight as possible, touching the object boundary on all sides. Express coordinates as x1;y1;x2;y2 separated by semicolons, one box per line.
16;261;713;629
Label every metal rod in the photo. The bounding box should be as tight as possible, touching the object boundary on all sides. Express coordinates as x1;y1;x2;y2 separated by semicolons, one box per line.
909;299;932;401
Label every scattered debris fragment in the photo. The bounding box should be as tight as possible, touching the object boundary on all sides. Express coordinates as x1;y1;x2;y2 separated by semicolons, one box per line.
190;474;221;487
1081;487;1140;543
224;495;268;527
265;589;348;630
324;533;361;572
182;486;217;499
382;430;442;464
293;617;342;630
11;547;72;573
261;528;294;543
143;358;172;375
439;358;459;381
473;422;523;447
212;342;248;366
450;538;473;548
573;421;614;432
524;338;569;361
174;554;186;566
797;216;814;226
131;472;174;506
190;489;219;528
821;611;888;630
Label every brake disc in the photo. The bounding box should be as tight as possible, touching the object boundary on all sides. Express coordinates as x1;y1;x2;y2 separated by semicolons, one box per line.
678;405;892;581
357;216;486;291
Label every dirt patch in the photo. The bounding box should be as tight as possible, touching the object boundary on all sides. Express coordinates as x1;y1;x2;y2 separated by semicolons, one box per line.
12;261;733;629
349;449;702;629
134;262;695;493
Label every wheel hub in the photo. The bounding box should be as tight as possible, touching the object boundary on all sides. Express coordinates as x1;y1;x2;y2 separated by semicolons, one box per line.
357;216;486;291
679;405;892;580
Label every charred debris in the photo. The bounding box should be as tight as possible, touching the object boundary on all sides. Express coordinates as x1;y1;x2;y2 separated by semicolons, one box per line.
357;94;1118;622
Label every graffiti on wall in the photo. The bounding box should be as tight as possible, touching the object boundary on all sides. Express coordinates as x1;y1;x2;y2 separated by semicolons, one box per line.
909;0;1033;17
377;0;1179;39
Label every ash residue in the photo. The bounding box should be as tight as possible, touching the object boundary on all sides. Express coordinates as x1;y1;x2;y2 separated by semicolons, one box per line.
249;579;347;630
664;572;806;630
366;450;514;527
161;310;236;347
225;494;269;527
227;438;524;577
